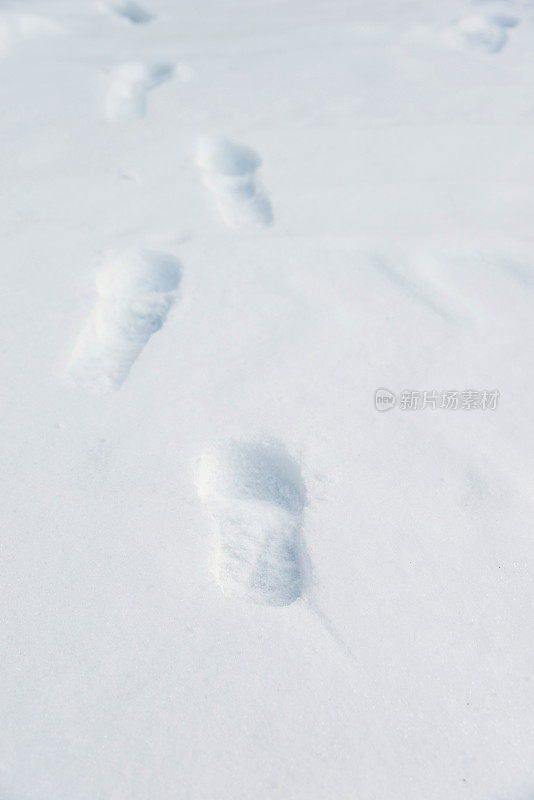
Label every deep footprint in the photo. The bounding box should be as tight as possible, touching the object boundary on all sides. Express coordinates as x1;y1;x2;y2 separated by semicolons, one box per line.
99;1;155;24
105;61;174;120
196;136;273;228
196;440;306;606
68;249;181;391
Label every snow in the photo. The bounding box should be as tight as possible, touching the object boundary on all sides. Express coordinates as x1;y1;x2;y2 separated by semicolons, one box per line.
1;0;534;798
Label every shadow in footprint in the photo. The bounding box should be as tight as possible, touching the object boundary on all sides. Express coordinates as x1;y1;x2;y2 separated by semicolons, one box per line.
99;0;155;24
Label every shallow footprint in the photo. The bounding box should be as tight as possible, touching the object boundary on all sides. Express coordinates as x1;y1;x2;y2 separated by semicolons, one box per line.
196;440;306;606
68;248;181;392
105;61;174;120
98;0;155;24
443;4;519;53
196;136;273;228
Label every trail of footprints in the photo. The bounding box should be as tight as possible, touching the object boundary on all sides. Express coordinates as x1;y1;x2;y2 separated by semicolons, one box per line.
66;0;290;607
35;0;523;617
0;11;306;615
66;0;520;614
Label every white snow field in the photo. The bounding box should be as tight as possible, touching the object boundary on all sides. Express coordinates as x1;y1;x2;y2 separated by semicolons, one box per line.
1;0;534;799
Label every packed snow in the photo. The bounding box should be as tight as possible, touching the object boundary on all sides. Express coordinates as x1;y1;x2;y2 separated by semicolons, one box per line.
1;0;533;799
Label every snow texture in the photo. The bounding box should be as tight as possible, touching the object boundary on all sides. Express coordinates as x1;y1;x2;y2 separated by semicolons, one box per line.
1;0;534;798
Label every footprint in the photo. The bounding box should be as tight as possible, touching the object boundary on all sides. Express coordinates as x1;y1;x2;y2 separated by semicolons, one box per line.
443;4;519;52
98;0;155;24
105;61;174;120
68;249;181;392
196;136;273;228
0;12;63;55
196;440;306;606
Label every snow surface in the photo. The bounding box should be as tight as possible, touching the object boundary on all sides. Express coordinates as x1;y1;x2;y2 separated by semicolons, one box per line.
1;0;534;798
